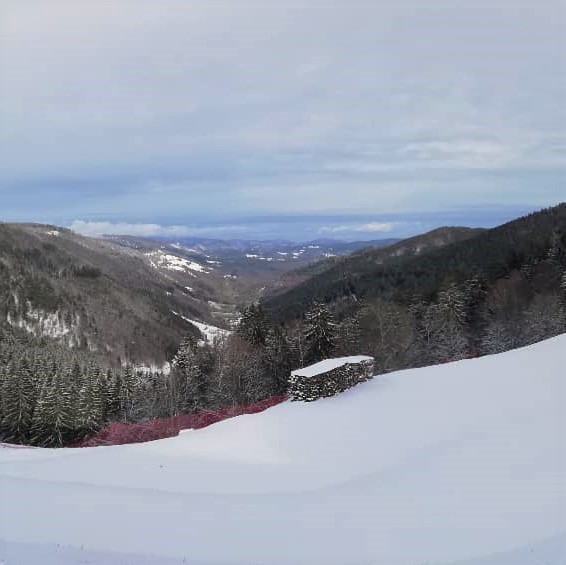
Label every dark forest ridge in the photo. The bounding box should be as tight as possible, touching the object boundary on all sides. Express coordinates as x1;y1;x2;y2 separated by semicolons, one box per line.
266;226;484;301
263;204;566;323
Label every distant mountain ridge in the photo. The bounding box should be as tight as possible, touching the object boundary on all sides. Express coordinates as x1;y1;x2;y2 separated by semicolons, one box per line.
124;235;402;263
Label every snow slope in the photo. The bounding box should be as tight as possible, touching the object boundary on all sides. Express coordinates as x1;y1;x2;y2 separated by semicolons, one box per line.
1;335;565;565
172;310;231;342
147;250;209;274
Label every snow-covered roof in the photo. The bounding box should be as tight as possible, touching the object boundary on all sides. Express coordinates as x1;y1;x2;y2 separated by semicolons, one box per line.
291;355;373;378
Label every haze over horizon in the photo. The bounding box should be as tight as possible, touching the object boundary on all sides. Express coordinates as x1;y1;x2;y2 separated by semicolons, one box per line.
66;205;541;242
1;1;564;240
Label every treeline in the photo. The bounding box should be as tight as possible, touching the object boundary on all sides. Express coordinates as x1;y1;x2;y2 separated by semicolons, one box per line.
0;299;349;447
164;301;338;414
354;266;566;374
2;263;564;448
180;251;565;410
0;333;139;447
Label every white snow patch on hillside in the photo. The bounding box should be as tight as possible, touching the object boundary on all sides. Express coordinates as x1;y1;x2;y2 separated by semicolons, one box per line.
172;311;231;342
6;303;81;346
146;251;209;275
1;335;565;565
245;253;274;261
129;361;171;376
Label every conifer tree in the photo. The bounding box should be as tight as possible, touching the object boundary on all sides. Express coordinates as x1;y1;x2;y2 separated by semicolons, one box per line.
172;338;208;412
106;369;123;421
336;314;361;356
1;358;35;443
75;363;104;438
32;363;73;447
264;326;292;395
304;301;337;364
237;304;269;346
120;365;137;422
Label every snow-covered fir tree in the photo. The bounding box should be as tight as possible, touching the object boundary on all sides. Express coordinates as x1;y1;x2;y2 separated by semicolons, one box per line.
237;304;269;346
304;301;337;364
1;358;36;444
172;337;208;413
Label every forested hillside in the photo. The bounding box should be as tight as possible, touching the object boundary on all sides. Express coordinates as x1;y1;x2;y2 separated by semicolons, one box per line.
263;204;566;373
0;223;214;368
0;317;289;447
266;226;483;300
264;205;566;321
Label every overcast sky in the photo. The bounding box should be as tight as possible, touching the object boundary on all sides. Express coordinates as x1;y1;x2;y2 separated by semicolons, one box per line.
1;0;564;240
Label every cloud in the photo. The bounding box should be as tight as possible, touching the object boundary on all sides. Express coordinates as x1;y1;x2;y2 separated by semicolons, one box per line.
67;205;537;242
319;222;396;234
69;220;250;238
1;0;564;226
69;218;399;241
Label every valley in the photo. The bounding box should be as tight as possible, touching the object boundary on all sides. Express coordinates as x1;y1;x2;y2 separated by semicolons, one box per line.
1;205;565;452
0;223;399;369
2;3;563;563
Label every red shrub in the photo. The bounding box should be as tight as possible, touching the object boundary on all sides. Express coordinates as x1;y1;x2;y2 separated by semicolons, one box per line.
71;395;286;448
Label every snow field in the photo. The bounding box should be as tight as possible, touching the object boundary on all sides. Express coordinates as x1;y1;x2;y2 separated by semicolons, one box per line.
1;335;565;564
171;311;231;342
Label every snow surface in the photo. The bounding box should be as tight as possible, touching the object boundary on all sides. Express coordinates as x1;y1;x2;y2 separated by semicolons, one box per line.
6;305;81;346
172;311;231;342
291;355;374;378
147;251;209;274
1;335;565;565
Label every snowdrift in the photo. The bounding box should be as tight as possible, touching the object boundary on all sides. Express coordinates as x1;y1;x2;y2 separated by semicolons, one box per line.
1;335;565;565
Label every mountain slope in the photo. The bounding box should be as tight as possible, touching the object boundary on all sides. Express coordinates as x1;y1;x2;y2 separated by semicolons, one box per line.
1;334;564;565
266;226;483;300
264;204;566;321
0;223;227;367
0;224;397;368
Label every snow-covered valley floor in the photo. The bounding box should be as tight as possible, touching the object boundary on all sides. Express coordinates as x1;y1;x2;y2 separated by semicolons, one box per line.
1;335;565;564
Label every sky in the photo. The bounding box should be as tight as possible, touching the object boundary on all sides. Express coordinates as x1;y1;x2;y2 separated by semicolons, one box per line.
1;0;564;241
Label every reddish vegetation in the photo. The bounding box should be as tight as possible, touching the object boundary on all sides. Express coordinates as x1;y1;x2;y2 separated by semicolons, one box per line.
71;395;287;448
